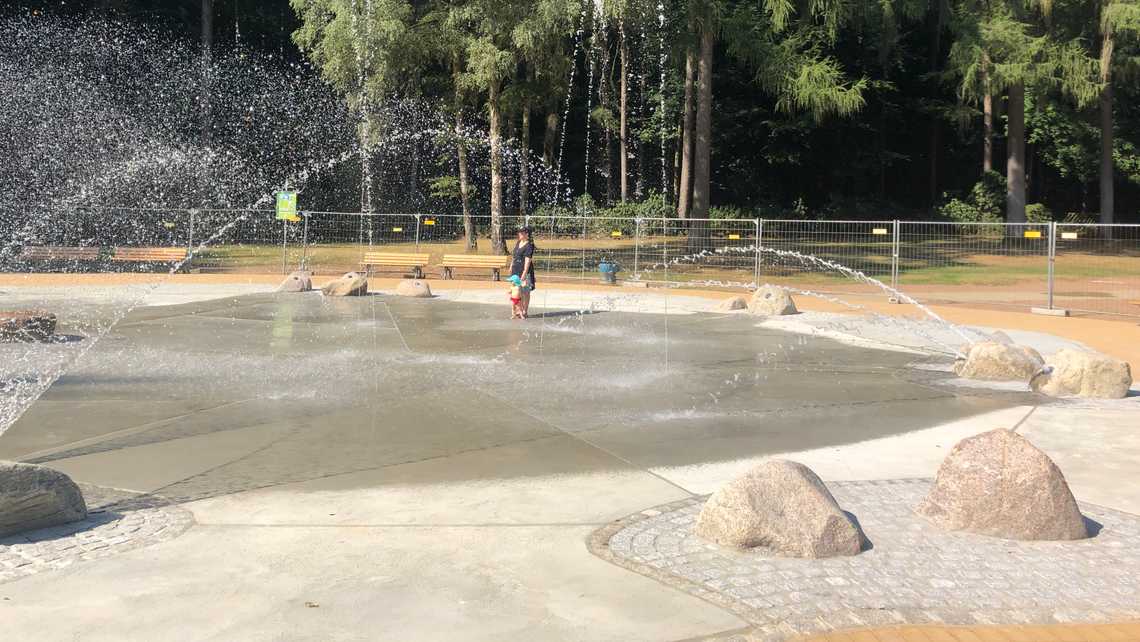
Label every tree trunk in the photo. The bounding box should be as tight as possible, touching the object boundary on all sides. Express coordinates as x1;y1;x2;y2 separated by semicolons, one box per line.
600;24;615;205
520;105;530;217
1006;82;1026;224
1099;57;1114;226
489;80;506;255
201;0;213;147
543;110;559;167
677;41;696;219
619;23;629;202
689;26;714;249
982;53;993;173
983;91;994;172
457;111;475;251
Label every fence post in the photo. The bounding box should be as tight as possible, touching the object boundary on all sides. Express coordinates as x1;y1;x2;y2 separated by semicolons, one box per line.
301;212;310;271
891;219;900;293
633;218;641;277
1047;221;1056;310
414;214;421;252
187;209;196;251
281;218;288;275
754;219;762;286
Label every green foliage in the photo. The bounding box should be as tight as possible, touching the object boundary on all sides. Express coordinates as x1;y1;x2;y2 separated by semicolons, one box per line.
709;205;750;219
938;170;1006;222
1025;202;1054;222
429;175;461;199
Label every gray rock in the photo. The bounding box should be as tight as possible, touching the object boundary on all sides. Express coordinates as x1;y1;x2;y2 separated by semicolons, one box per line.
395;279;432;298
695;460;865;558
953;341;1044;382
0;461;88;537
0;310;57;342
748;285;797;316
1030;348;1132;399
989;330;1015;345
277;270;313;293
916;428;1087;541
716;296;748;312
321;272;369;297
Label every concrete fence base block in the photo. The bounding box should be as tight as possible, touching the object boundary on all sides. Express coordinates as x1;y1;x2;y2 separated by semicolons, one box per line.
1031;307;1070;317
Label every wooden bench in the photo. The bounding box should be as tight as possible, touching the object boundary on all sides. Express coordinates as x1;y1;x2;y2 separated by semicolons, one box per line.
111;247;190;269
20;246;101;262
360;252;431;279
440;254;510;281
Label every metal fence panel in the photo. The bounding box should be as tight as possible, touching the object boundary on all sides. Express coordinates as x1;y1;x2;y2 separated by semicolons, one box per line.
757;220;895;297
1054;223;1140;318
896;221;1051;310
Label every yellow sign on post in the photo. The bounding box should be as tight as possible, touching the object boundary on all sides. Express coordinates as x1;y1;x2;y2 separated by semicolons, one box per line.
275;191;300;222
1024;230;1042;239
423;219;436;226
611;231;622;238
1061;232;1079;240
393;227;403;233
728;234;741;240
873;228;889;235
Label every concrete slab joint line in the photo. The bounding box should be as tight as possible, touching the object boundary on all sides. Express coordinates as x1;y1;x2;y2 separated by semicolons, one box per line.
590;479;1140;642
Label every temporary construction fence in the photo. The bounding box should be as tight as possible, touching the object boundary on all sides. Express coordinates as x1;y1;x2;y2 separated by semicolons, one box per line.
5;206;1140;318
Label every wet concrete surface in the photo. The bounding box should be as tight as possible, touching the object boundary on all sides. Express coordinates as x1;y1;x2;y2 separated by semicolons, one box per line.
0;292;1035;502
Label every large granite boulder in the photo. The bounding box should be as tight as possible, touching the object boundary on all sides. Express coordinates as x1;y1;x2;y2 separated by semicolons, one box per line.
916;429;1087;541
1;461;88;537
395;279;432;298
695;460;865;558
277;270;313;293
953;341;1044;382
1030;348;1132;399
0;310;57;342
748;285;797;316
716;296;748;312
321;272;369;297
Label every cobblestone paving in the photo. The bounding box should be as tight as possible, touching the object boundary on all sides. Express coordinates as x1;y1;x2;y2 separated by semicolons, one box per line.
590;479;1140;642
0;484;193;584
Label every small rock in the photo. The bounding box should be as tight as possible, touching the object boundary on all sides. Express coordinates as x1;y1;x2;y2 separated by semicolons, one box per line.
916;429;1087;541
953;341;1044;382
277;270;313;293
1030;348;1132;399
395;279;432;298
695;460;865;558
716;296;748;312
0;461;88;537
321;272;369;297
0;310;57;342
748;284;797;316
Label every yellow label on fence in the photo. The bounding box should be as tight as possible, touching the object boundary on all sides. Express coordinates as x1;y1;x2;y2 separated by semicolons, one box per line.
1061;232;1079;240
727;234;741;240
611;231;622;238
423;219;435;226
1024;230;1042;239
873;228;889;235
392;227;403;233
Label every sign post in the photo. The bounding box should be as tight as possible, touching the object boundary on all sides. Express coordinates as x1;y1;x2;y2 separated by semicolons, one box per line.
277;190;299;274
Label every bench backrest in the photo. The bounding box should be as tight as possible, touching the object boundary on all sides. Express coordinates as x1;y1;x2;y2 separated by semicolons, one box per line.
21;246;100;261
111;247;189;262
440;255;509;268
361;252;430;266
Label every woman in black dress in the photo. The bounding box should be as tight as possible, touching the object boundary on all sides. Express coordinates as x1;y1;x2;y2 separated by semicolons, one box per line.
510;226;536;318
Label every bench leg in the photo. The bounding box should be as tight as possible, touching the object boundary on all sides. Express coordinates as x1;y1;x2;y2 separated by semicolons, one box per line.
492;268;500;282
442;267;453;280
413;267;424;280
